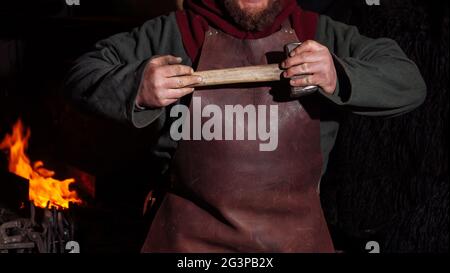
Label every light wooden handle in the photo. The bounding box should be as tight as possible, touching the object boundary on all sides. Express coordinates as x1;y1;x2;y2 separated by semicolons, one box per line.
192;64;283;87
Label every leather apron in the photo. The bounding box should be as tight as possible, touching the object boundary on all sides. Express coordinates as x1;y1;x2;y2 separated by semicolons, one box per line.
141;21;334;253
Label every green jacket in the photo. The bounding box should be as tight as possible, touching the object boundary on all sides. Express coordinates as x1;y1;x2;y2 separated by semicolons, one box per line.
65;13;426;177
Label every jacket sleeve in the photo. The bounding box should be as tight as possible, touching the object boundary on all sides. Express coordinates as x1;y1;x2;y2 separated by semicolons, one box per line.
64;13;190;128
315;15;427;117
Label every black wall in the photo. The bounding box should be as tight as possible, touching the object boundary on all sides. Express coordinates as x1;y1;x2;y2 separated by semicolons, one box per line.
314;0;449;253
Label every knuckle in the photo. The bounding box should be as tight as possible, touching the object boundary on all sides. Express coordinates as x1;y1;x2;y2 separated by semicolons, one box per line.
301;63;308;73
177;79;184;88
304;40;314;46
153;79;163;89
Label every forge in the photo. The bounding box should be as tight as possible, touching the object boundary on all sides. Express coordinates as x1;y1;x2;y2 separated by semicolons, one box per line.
0;120;95;253
0;171;77;253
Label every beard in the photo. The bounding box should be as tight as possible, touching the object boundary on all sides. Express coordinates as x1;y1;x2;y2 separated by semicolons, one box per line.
223;0;283;32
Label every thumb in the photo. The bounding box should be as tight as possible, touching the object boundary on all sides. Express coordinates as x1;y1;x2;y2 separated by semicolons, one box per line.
150;55;183;66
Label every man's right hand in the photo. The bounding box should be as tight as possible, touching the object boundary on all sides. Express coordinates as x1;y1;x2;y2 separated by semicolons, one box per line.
136;55;203;108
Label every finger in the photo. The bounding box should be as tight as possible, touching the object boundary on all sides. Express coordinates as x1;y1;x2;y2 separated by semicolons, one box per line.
290;74;320;87
150;55;183;66
164;75;203;89
160;65;195;77
283;52;323;68
165;87;196;99
284;62;323;78
289;40;324;57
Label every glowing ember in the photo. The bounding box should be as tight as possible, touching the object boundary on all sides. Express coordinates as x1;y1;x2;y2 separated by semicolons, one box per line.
0;119;81;209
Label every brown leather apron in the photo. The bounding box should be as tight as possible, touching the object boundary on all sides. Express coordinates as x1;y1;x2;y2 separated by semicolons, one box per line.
141;22;334;253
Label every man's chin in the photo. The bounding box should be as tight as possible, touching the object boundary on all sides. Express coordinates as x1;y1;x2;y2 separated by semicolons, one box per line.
238;0;269;13
224;0;282;32
242;10;264;19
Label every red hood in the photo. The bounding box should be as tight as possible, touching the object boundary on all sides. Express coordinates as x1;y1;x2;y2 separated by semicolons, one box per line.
176;0;318;64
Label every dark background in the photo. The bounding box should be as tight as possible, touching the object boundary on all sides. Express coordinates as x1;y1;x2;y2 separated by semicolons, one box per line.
0;0;448;253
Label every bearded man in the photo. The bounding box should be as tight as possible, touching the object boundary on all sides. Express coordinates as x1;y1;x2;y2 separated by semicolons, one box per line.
65;0;426;253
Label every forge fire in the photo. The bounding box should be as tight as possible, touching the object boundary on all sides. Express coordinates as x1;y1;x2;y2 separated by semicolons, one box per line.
0;120;82;210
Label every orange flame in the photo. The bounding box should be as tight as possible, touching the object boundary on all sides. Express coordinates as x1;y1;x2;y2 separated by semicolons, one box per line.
0;119;81;209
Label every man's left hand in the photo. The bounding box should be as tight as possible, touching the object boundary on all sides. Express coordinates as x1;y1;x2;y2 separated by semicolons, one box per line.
282;40;337;95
